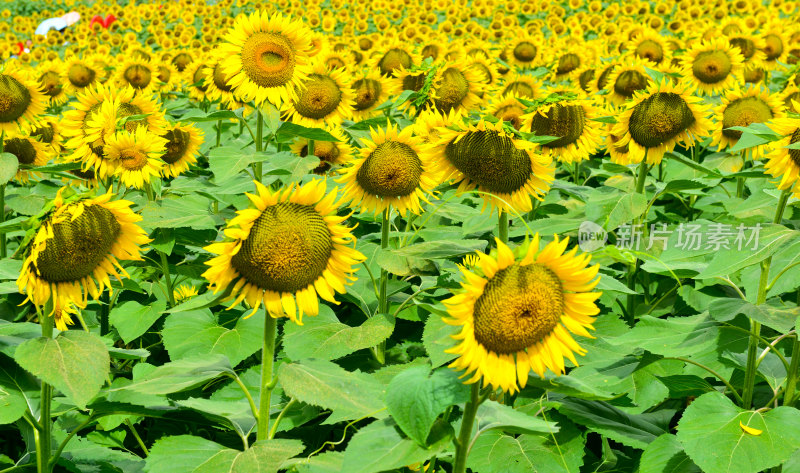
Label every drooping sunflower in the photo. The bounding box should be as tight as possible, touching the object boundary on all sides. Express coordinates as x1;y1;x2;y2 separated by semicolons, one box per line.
466;56;500;97
602;59;652;106
521;91;603;163
36;61;68;107
612;79;712;165
711;85;786;159
159;123;203;178
290;127;353;174
428;59;487;114
680;38;745;96
283;62;354;128
764;108;800;198
412;107;464;147
604;125;634;165
496;73;543;100
0;62;46;134
444;235;601;393
430;119;555;213
218;11;314;106
17;189;151;312
349;70;391;121
104;127;167;189
375;42;419;77
202;179;365;324
337;124;437;216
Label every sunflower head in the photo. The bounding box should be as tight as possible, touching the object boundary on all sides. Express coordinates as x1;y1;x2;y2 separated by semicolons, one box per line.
0;65;46;133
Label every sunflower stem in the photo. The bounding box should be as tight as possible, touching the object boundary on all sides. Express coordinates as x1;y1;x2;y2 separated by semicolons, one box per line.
99;292;110;336
742;190;790;408
257;314;278;441
634;161;648;195
572;162;580;184
254;110;264;182
453;383;481;473
215;119;222;148
783;336;800;407
0;131;5;259
498;210;508;244
308;139;315;157
159;251;175;308
375;208;390;365
37;301;54;473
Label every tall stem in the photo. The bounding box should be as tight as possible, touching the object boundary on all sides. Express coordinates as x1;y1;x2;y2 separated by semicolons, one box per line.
375;208;389;365
742;190;791;408
215;120;222;148
254;110;263;182
453;383;480;473
784;336;800;407
256;314;277;441
635;161;649;195
498;210;508;244
99;291;109;336
626;159;649;326
38;301;54;473
1;131;6;258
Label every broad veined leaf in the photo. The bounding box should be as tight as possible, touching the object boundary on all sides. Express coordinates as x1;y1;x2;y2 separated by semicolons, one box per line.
108;354;233;395
162;309;262;366
110;299;167;344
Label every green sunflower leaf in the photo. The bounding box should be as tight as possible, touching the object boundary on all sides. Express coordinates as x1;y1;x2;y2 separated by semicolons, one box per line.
0;152;19;186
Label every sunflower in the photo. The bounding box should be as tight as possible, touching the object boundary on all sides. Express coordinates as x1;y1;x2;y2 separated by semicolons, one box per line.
30;117;62;154
680;38;745;96
117;58;157;94
428;59;487;114
375;42;419;77
586;61;619;96
290;127;353;174
466;56;500;96
444;235;600;393
627;29;670;65
203;54;238;105
283;62;354;128
604;125;634;165
350;70;391;121
63;55;102;95
602;59;653;107
612;79;712;165
412;107;464;147
3;133;50;182
507;33;542;69
159;123;203;178
552;47;590;82
218;11;313;106
764;114;800;199
202;179;365;324
17;189;150;312
521;91;603;163
711;85;786;159
430;119;554;213
337;124;437;216
781;84;800;112
0;62;46;135
104;127;167;189
36;61;68;107
173;284;199;303
760;24;790;68
184;61;209;102
61;83;118;177
487;94;528;130
497;73;542;100
727;32;767;68
154;60;179;92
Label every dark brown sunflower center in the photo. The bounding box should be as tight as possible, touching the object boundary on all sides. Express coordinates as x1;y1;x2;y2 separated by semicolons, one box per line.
67;63;96;88
730;37;756;60
157;65;172;83
326;57;346;70
31;123;55;144
529;103;586;148
788;49;800;65
556;53;581;75
763;34;783;60
628;92;695;148
513;41;537;63
596;65;613;90
470;63;493;85
378;48;412;76
434;67;469;113
444;129;532;194
0;74;32;123
39;71;62;98
241;32;296;88
352;78;382;111
692;50;732;84
789;128;800;166
613;70;649;98
117;102;145;133
494;104;525;129
161;129;190;164
294;74;342;119
503;81;534;98
784;92;800;111
722;96;774;139
301;140;340;163
192;66;207;92
356;141;422;197
123;65;152;89
359;38;373;50
744;67;764;83
473;263;564;354
33;204;121;283
5;137;36;165
578;69;594;91
402;73;426;92
635;40;664;63
422;44;440;61
119;148;148;170
213;63;233;92
172;52;193;72
231;202;332;293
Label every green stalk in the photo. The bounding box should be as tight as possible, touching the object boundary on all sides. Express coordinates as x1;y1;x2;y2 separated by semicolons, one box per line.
1;131;6;258
307;139;315;157
375;209;389;365
99;291;110;336
572;162;580;184
37;301;54;473
256;315;278;441
783;336;800;407
159;251;175;308
453;383;480;473
254;110;263;182
742;190;790;408
625;160;649;325
635;161;649;195
215;119;222;148
498;210;508;244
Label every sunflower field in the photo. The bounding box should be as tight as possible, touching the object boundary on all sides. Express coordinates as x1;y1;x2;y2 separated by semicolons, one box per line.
2;0;800;471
